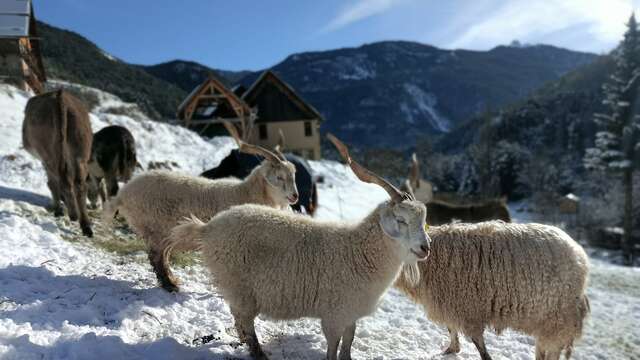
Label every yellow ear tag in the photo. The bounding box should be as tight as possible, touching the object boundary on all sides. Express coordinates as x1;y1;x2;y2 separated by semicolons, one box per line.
424;223;430;232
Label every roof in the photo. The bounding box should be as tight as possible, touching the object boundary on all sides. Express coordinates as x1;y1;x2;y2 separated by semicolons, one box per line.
0;0;30;38
564;193;580;202
177;73;251;120
242;70;323;123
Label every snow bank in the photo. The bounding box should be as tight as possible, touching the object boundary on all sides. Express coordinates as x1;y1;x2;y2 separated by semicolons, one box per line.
0;84;235;196
0;83;638;359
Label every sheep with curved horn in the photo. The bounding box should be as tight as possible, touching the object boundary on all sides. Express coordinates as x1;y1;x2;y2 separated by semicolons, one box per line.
168;133;431;360
102;121;299;292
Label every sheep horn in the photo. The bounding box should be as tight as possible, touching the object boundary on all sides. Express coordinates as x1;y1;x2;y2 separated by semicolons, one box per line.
223;121;282;163
273;145;287;161
223;120;243;146
410;153;420;188
327;133;409;203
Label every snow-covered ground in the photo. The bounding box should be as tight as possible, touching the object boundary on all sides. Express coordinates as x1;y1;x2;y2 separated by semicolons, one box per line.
0;84;639;359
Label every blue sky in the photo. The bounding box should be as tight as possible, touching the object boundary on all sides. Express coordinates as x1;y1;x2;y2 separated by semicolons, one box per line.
34;0;640;71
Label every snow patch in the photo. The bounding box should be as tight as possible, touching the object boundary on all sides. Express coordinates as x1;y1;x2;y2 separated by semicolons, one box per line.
0;83;638;359
402;84;451;132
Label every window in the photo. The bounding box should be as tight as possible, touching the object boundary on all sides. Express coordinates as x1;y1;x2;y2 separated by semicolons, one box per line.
259;124;268;140
304;121;313;137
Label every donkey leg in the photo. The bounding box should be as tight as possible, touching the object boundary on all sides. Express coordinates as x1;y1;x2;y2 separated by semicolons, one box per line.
46;174;64;217
73;170;93;237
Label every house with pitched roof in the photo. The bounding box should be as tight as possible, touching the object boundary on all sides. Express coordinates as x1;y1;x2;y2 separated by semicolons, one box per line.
0;0;46;94
178;70;323;159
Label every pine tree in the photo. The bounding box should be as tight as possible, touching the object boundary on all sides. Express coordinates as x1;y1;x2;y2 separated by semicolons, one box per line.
584;13;640;264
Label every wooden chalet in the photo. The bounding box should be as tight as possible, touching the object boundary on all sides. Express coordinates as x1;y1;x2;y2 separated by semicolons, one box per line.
0;0;46;94
177;74;253;137
240;70;323;160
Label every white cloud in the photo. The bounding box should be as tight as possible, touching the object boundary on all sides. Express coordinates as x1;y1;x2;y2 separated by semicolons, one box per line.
448;0;639;53
321;0;406;33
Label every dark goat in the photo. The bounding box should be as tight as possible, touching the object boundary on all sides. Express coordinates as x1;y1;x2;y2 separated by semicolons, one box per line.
23;89;94;236
201;149;317;215
87;125;137;208
426;198;511;225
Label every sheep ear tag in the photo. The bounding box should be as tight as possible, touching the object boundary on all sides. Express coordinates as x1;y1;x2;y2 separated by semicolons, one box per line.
380;209;401;239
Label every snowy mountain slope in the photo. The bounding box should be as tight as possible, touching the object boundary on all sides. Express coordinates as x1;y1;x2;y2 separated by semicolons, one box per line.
0;84;639;359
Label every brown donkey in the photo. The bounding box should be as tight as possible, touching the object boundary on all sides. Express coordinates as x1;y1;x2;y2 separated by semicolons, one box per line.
23;89;94;237
425;198;511;226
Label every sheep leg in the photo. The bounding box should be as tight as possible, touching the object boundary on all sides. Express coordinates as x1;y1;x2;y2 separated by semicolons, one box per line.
148;247;179;293
321;319;344;360
231;309;268;360
443;328;460;354
470;333;492;360
338;322;356;360
98;178;108;205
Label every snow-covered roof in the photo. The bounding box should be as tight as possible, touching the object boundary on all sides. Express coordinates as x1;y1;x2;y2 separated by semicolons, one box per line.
0;0;30;38
0;0;30;14
565;193;580;201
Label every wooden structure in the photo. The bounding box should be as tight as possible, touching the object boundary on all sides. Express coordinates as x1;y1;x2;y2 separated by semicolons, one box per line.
177;74;253;137
178;70;324;160
240;70;323;159
0;0;46;94
558;193;580;214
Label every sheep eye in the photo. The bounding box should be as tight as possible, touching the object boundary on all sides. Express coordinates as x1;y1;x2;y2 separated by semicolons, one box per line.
397;218;407;225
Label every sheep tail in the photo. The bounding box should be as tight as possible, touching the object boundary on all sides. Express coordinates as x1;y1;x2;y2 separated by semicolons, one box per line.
168;214;207;250
564;294;590;359
101;195;121;225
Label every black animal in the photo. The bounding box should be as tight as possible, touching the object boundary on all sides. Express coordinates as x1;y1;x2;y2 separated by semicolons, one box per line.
87;125;137;208
201;149;317;215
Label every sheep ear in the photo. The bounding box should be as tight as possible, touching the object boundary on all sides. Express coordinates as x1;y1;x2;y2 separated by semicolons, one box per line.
379;207;400;239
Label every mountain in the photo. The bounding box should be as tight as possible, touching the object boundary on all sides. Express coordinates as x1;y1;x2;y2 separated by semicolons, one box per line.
140;60;251;92
436;54;614;155
37;21;187;119
236;41;597;148
36;20;597;148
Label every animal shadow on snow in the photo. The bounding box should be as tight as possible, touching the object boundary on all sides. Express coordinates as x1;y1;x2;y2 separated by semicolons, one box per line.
259;333;324;360
0;185;50;208
1;332;228;360
0;265;189;331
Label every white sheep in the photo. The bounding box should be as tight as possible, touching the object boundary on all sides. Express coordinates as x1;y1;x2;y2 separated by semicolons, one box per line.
168;134;432;360
102;121;299;293
395;221;590;360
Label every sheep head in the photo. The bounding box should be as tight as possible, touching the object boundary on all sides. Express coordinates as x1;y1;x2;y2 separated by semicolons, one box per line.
224;121;299;205
327;133;431;263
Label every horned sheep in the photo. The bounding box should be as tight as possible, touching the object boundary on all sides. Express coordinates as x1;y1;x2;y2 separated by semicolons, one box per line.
395;221;590;360
102;121;299;293
168;134;431;360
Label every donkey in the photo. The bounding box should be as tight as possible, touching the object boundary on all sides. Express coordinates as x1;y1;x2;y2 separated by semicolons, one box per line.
87;125;137;208
425;198;511;225
23;89;94;236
